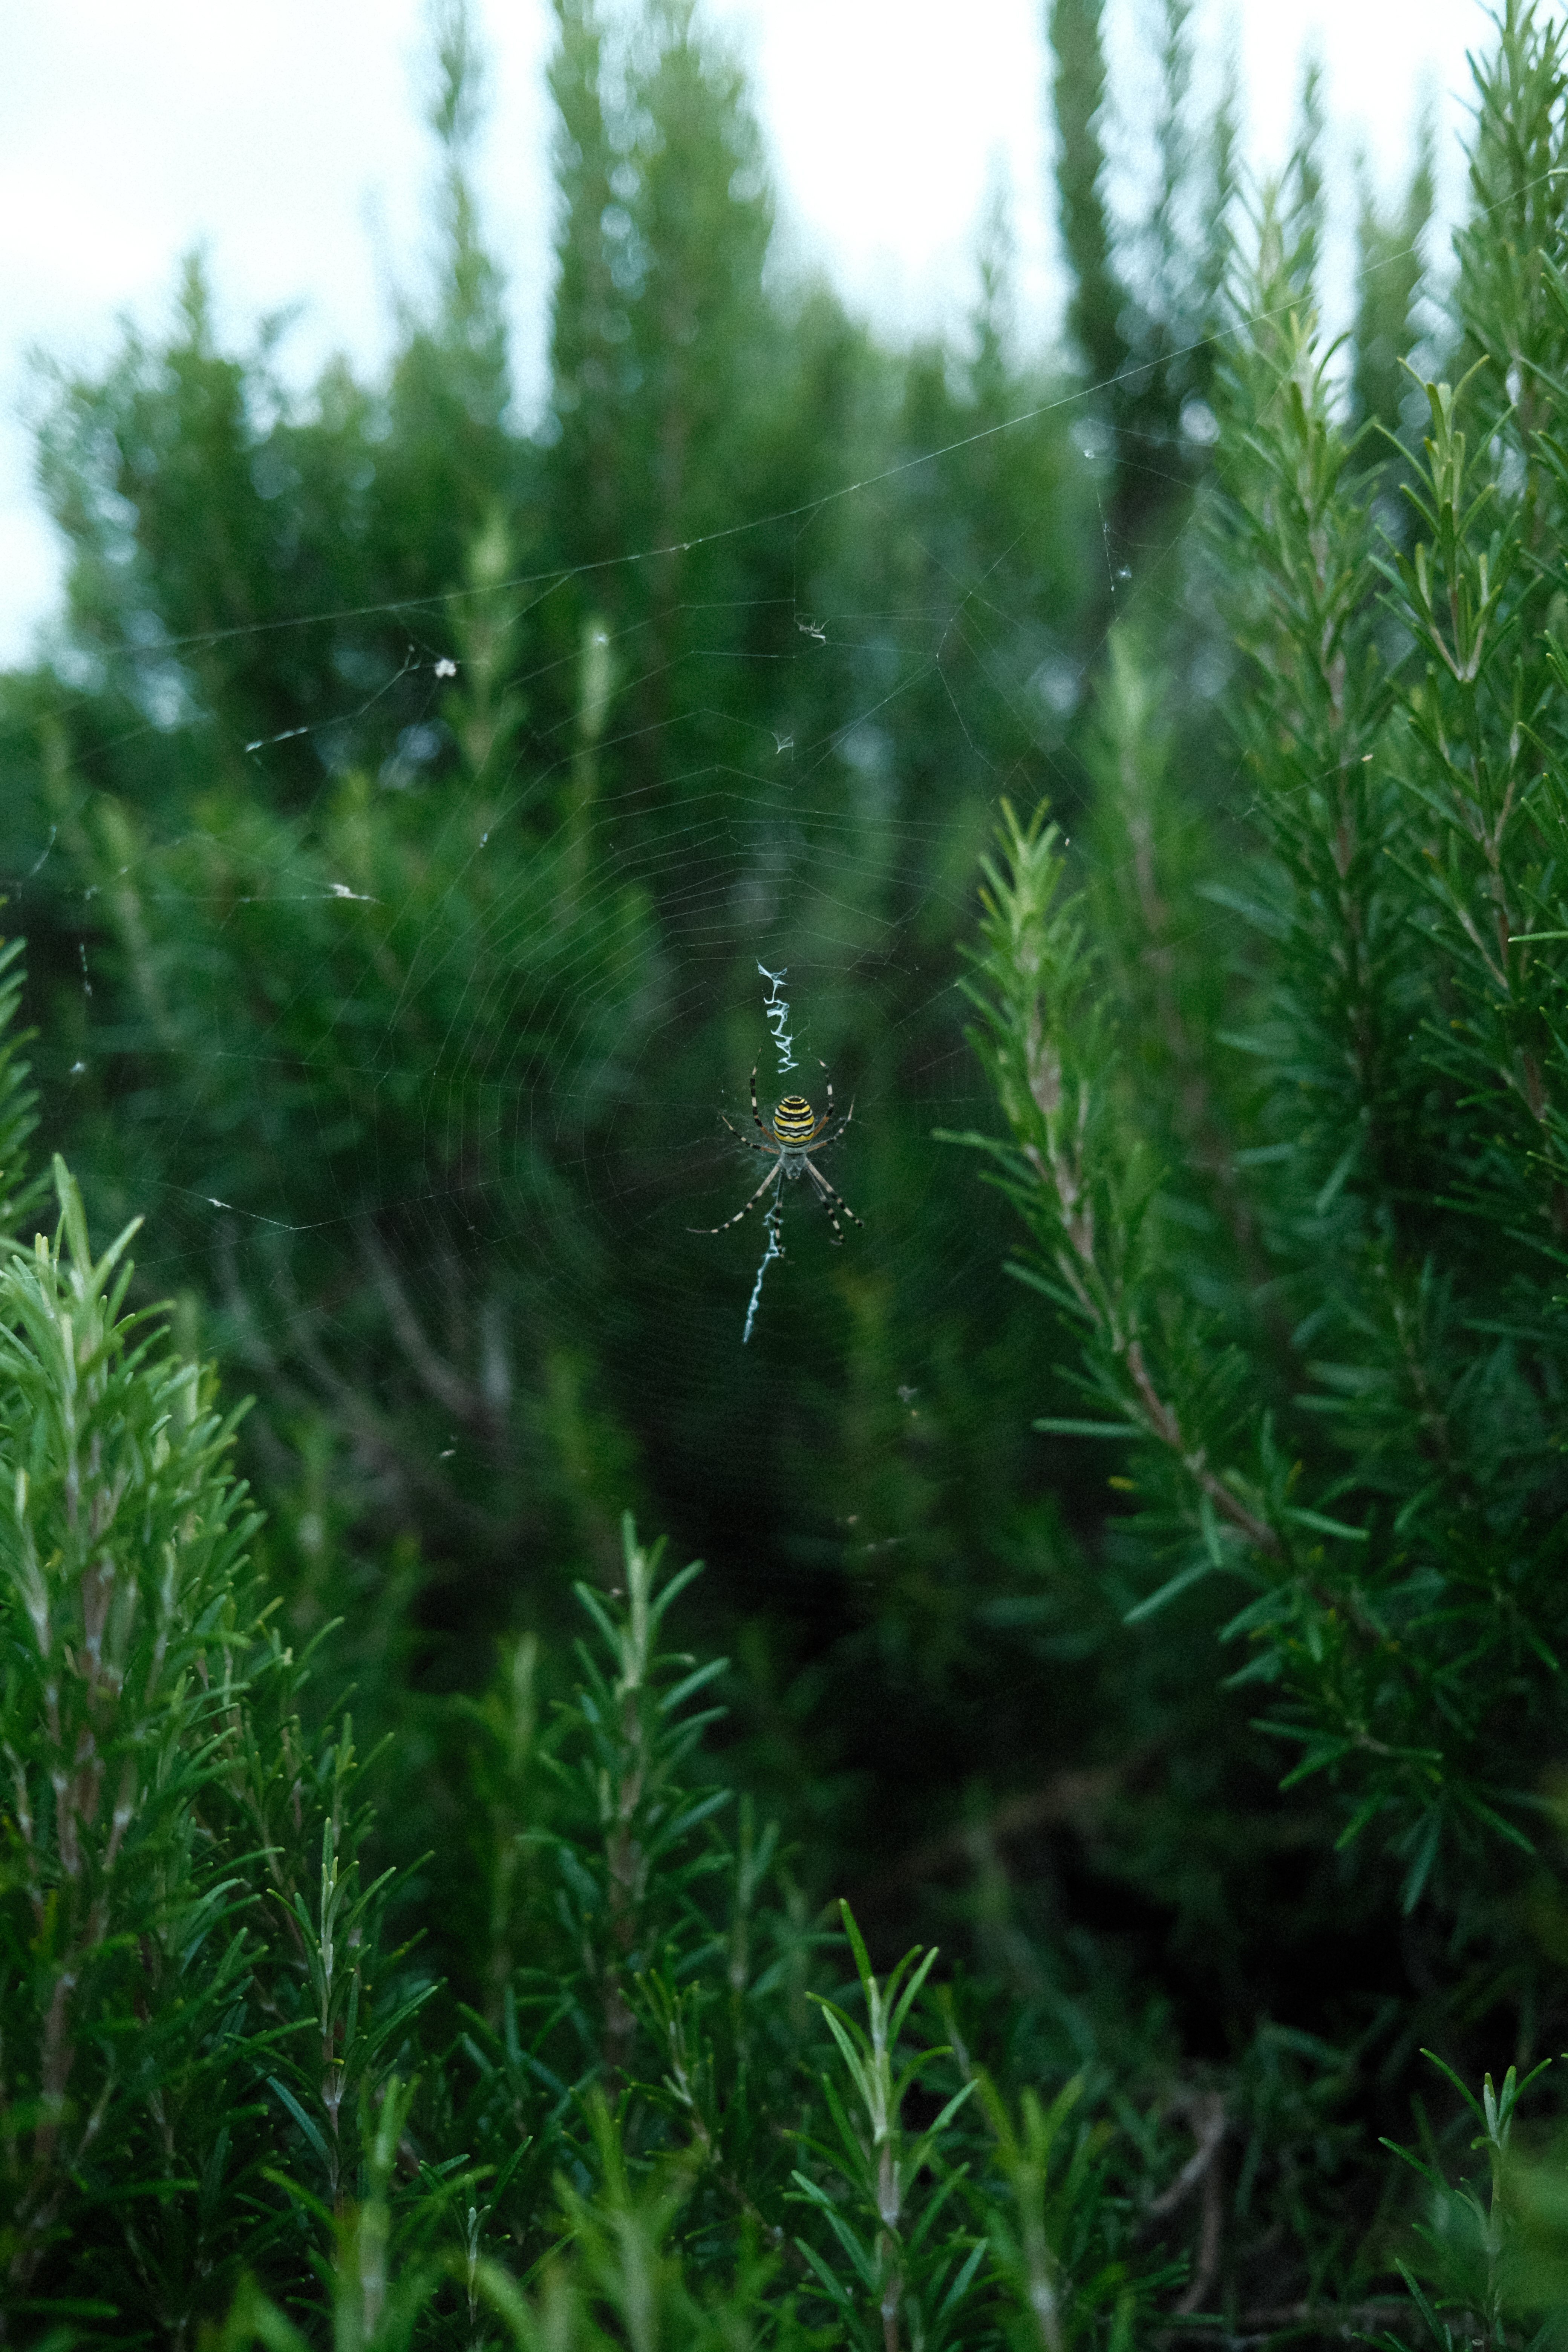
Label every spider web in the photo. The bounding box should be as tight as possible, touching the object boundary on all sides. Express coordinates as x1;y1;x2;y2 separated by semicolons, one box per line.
0;401;1228;1583
0;135;1445;1614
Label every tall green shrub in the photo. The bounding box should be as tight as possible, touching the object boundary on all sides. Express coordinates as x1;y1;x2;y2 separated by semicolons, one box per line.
949;0;1568;2335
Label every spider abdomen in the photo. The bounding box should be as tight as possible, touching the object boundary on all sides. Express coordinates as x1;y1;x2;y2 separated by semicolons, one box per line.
770;1096;818;1142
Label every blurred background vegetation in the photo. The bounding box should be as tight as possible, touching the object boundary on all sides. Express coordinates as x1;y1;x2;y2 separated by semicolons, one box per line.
3;0;1566;2334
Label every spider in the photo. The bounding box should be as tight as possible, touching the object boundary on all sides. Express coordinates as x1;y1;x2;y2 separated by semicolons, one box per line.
691;1061;862;1246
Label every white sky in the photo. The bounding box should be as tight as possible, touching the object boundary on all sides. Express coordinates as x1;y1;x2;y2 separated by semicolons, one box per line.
0;0;1501;665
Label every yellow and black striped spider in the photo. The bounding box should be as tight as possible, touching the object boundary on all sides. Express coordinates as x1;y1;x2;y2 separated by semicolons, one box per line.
692;1061;862;1246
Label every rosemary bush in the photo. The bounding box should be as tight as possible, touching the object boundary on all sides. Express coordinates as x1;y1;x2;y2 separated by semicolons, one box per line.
950;2;1568;2339
0;1057;1145;2343
5;1;1568;2345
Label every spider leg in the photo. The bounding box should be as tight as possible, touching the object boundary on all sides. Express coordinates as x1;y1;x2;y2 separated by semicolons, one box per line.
803;1156;862;1246
689;1158;782;1236
750;1064;768;1138
808;1061;853;1145
808;1058;835;1140
720;1112;774;1156
809;1102;854;1152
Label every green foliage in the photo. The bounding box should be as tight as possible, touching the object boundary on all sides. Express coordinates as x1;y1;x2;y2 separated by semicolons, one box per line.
1047;0;1233;605
5;0;1568;2342
6;0;1115;1992
0;1142;1157;2340
958;4;1568;1921
0;1156;265;2329
0;935;46;1245
1351;108;1436;439
792;1906;981;2350
974;2073;1136;2352
948;0;1568;2341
